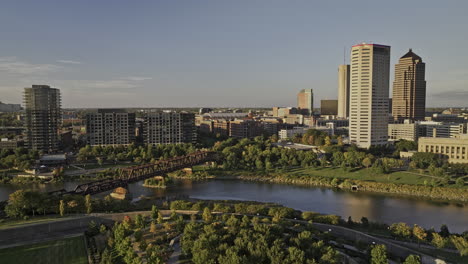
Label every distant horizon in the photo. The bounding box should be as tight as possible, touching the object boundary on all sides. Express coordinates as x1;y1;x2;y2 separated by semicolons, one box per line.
2;102;467;110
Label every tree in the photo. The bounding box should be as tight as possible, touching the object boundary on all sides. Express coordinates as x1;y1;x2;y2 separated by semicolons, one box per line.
431;232;447;248
455;177;465;187
190;214;197;222
59;200;65;217
361;217;369;228
100;248;113;264
286;247;305;264
85;194;92;214
4;190;30;218
139;239;148;252
202;207;213;223
135;214;145;229
331;152;344;167
150;221;157;238
411;152;439;169
170;210;178;221
450;236;468;256
362;157;373;169
337;136;343;146
151;205;159;220
157;211;164;224
370;244;388;264
403;255;421;264
439;224;450;238
412;225;427;245
390;222;412;239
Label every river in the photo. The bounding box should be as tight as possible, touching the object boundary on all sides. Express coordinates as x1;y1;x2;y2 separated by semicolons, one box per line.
1;179;467;233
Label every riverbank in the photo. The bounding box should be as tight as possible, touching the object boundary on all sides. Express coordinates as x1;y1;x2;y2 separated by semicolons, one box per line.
204;168;468;203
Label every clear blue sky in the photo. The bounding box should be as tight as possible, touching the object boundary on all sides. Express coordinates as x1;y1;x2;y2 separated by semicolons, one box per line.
0;0;467;108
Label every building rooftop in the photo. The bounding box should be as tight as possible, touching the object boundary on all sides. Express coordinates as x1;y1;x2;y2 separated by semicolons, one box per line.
401;49;422;61
203;113;249;119
352;43;390;48
40;154;67;161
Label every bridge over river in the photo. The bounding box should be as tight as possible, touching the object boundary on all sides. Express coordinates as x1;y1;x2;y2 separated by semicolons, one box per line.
48;151;219;196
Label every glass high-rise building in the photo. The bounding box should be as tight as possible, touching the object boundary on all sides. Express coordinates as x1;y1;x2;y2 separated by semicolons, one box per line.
349;43;390;149
23;85;61;152
392;49;426;121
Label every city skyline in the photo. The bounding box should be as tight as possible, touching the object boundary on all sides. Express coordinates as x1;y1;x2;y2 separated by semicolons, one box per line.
0;1;467;108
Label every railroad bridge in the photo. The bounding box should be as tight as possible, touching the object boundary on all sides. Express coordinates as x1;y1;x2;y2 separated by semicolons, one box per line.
49;151;220;196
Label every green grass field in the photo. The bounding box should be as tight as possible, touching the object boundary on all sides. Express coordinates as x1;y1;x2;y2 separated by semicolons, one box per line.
214;166;466;187
289;167;442;185
0;215;74;230
0;236;88;264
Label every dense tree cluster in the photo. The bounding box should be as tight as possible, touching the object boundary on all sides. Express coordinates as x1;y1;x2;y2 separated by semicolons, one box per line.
213;136;410;174
181;215;342;264
0;148;39;170
3;189;132;218
395;140;418;152
0;113;23;127
76;143;197;164
388;222;468;256
290;129;331;146
214;137;319;170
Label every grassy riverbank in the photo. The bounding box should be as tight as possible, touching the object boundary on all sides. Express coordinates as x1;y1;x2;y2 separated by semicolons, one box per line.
203;167;468;203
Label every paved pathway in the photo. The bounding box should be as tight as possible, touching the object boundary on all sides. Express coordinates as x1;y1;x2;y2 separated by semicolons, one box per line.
167;242;182;264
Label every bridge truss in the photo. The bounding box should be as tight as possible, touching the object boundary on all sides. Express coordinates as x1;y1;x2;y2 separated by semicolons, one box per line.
49;151;219;196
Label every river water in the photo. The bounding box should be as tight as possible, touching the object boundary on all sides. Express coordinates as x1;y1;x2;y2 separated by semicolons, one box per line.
1;179;467;233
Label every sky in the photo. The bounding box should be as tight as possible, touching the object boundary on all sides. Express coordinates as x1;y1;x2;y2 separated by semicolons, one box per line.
0;0;467;108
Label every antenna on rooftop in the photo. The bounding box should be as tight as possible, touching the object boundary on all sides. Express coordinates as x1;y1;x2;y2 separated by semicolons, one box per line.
343;46;346;65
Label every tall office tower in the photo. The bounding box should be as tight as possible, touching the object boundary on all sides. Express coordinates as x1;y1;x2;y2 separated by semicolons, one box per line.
143;111;196;145
337;64;350;118
86;109;136;146
297;89;314;116
392;49;426;121
349;43;391;149
23;85;61;152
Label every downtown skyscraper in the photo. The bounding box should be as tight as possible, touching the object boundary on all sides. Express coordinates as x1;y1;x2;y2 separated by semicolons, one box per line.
392;49;426;121
349;43;390;149
337;64;350;118
297;89;314;116
23;85;61;152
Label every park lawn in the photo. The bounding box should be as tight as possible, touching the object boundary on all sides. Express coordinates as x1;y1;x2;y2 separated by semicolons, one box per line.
284;167;438;186
0;215;74;230
0;236;88;264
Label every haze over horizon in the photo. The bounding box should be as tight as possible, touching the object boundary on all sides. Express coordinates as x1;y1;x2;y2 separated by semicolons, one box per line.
1;0;467;108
